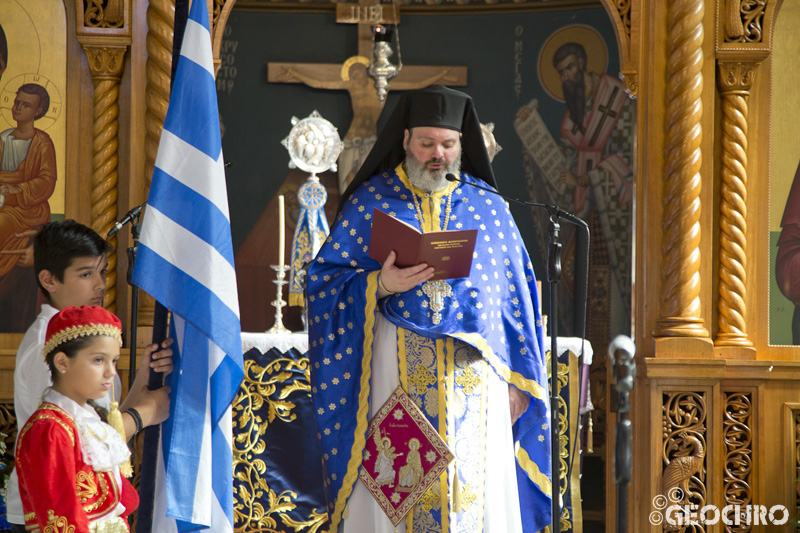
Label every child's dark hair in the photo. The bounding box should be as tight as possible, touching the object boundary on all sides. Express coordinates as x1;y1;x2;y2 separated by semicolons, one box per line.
34;220;111;300
44;335;110;419
44;336;97;384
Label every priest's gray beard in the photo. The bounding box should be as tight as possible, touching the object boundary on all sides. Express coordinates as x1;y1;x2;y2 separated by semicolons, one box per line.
405;150;461;193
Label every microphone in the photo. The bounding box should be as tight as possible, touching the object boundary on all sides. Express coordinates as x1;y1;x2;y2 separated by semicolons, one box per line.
608;334;636;392
444;173;588;229
107;202;146;238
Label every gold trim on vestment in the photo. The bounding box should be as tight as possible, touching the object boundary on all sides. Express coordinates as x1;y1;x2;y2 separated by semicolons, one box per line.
18;405;76;447
331;271;380;532
395;164;458;233
516;443;553;495
398;328;414;533
439;337;450;532
451;332;546;401
398;328;409;391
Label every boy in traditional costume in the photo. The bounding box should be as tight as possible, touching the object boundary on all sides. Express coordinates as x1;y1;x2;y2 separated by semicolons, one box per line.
6;220;173;533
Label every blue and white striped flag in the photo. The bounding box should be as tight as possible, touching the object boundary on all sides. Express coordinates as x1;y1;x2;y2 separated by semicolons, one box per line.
131;1;243;531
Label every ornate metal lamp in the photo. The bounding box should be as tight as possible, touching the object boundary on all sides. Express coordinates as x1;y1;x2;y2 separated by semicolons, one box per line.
280;111;343;330
367;22;402;102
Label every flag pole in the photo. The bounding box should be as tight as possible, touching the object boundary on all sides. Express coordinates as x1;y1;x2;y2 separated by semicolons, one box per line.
131;0;244;529
134;301;169;533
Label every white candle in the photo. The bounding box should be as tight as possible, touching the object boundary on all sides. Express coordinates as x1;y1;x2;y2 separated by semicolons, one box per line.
278;194;286;267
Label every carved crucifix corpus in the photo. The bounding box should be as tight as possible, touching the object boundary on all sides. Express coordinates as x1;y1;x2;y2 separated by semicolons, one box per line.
268;0;468;192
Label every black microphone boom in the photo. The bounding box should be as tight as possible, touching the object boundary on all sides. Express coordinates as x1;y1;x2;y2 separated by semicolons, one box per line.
444;173;588;229
107;202;146;238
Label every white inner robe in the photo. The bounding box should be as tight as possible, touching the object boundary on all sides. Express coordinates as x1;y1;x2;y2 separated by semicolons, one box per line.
342;312;523;533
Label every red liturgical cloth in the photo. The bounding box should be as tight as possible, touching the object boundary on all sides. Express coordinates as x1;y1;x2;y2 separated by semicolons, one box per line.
359;386;454;526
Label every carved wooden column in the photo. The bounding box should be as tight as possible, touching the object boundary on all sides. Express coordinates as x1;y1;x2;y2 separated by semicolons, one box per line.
653;0;709;340
85;46;126;313
75;1;132;315
715;60;757;349
713;0;769;354
144;0;174;190
138;0;176;326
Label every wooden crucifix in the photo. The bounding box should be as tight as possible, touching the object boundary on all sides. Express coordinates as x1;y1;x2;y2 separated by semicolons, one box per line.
267;0;468;192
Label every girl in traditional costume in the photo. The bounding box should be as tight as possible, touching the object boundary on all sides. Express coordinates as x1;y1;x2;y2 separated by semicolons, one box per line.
16;305;139;532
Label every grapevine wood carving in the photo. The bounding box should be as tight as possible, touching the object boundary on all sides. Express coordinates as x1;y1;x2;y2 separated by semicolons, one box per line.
724;0;768;43
83;0;125;29
722;392;752;532
663;392;707;532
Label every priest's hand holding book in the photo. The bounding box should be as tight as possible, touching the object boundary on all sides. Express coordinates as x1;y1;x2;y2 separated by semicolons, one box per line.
370;209;478;294
378;250;434;296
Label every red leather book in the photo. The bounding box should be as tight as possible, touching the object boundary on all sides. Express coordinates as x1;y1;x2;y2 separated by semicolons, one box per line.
368;208;477;280
359;386;455;526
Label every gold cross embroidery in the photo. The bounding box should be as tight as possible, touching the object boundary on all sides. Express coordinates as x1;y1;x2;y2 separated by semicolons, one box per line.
418;487;440;513
459;482;478;510
408;364;437;395
455;366;481;396
422;279;453;325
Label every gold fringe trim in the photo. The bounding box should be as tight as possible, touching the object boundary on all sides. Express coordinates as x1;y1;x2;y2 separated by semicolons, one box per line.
452;462;462;513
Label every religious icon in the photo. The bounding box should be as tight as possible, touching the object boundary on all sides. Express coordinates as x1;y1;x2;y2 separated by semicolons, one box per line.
516;24;634;350
396;438;423;492
0;2;66;333
372;430;402;486
769;7;800;346
359;387;453;526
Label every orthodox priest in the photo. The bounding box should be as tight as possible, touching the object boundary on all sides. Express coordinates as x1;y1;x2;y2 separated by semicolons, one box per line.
307;86;551;533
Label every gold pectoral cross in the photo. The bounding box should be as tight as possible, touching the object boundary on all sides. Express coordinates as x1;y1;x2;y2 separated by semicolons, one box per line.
422;279;453;325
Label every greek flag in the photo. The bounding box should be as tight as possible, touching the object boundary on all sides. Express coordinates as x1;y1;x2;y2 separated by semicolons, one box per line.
131;1;243;531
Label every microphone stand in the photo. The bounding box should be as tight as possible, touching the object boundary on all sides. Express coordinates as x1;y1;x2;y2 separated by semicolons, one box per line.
107;204;146;390
608;335;636;533
445;174;589;533
126;217;142;390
